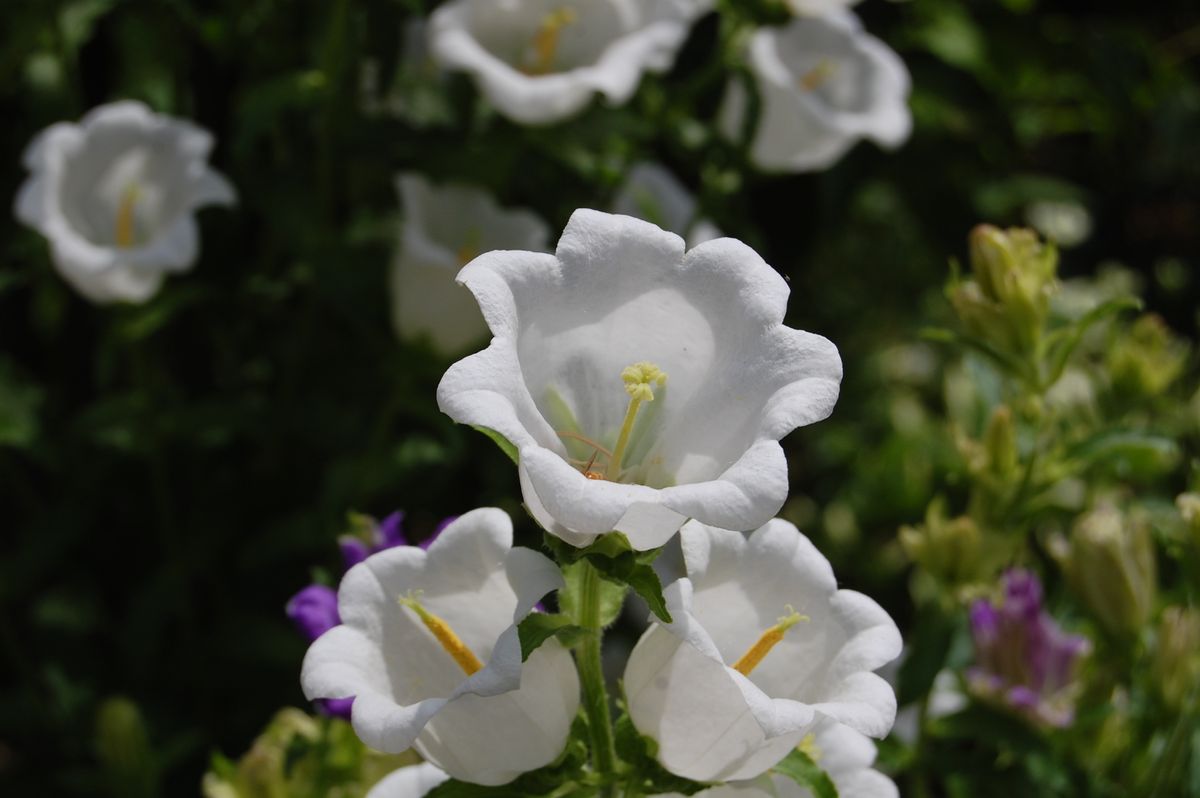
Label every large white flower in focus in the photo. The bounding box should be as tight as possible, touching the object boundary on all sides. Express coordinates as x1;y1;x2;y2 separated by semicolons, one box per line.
721;13;911;173
612;162;722;249
14;100;236;304
429;0;709;125
392;174;550;355
300;508;581;786
437;210;842;551
623;519;901;782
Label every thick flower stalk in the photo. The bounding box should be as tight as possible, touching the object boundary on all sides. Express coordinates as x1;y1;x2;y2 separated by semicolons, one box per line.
437;209;842;550
300;508;580;785
429;0;709;125
392;174;550;355
967;569;1090;728
721;13;911;173
14;100;236;303
623;519;902;782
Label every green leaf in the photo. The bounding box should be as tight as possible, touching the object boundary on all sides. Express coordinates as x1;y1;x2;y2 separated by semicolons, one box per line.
517;613;584;661
1064;429;1180;479
472;425;519;464
0;358;42;448
559;561;628;629
921;327;1034;385
620;564;671;624
1043;296;1142;387
772;749;839;798
542;532;671;623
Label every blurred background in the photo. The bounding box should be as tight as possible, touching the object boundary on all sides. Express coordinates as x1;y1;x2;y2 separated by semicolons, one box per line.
1;0;1198;795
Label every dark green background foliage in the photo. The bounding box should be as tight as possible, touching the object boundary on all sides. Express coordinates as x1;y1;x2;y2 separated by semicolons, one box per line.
0;0;1197;795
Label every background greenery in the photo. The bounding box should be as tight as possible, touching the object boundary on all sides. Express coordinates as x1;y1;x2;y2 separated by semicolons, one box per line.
1;0;1197;795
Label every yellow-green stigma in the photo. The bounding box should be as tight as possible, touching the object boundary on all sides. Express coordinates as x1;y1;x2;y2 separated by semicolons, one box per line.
399;592;484;676
798;733;822;762
732;606;808;676
115;185;140;248
606;361;667;480
797;59;838;92
524;8;577;75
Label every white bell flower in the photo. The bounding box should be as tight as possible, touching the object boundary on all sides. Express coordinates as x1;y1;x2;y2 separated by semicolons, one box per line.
623;519;901;782
392;174;550;354
300;508;581;786
14;100;236;304
785;0;864;16
437;210;842;550
660;723;897;798
721;13;911;173
367;763;451;798
429;0;709;125
611;162;721;249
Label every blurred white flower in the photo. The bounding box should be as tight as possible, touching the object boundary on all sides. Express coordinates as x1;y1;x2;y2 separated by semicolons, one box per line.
429;0;708;125
14;100;236;304
722;13;911;172
437;210;841;550
785;0;864;16
392;174;550;354
623;519;901;782
300;508;581;786
1025;199;1092;249
612;162;721;248
366;763;450;798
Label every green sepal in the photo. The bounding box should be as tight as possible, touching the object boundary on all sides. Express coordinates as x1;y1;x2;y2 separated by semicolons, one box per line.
471;425;519;464
771;748;839;798
544;533;671;624
517;613;585;661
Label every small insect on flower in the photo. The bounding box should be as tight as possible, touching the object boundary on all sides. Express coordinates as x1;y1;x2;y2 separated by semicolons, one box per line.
559;431;611;480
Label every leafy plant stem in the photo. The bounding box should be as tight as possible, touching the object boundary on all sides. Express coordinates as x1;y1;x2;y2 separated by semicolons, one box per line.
578;558;618;795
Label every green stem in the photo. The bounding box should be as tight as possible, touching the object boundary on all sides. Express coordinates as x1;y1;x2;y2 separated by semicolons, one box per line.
578;559;618;793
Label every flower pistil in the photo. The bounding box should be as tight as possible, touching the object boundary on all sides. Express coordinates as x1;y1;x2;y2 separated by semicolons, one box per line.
115;184;141;248
732;607;808;676
607;361;667;480
523;8;578;75
399;592;484;675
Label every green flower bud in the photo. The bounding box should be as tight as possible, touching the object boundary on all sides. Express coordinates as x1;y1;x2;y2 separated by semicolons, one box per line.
1176;492;1200;549
900;499;1008;597
95;697;157;798
1060;504;1157;637
949;225;1058;356
1108;314;1188;400
1153;606;1200;711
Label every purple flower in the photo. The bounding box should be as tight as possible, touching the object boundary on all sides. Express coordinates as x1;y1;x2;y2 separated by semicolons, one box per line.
285;584;340;642
967;569;1090;728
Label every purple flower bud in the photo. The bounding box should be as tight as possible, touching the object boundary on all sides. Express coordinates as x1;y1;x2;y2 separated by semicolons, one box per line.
377;511;408;549
968;569;1089;728
316;696;354;720
420;515;458;550
286;584;340;642
338;536;371;570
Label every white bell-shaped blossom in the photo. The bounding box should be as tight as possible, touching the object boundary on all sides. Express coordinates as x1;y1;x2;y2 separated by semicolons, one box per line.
367;763;451;798
14;100;236;304
785;0;864;16
392;174;550;354
429;0;709;125
721;13;911;173
611;162;721;249
437;210;842;550
301;508;581;786
623;519;901;782
660;723;897;798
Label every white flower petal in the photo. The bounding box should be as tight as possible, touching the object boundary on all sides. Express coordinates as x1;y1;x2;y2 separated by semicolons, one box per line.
625;519;901;780
722;13;911;173
430;0;704;125
300;508;581;785
439;210;841;549
366;763;451;798
13;100;235;304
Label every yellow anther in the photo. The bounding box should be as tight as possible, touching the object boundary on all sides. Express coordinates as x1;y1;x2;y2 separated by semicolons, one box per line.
399;593;484;676
115;185;140;248
797;59;838;93
525;8;577;75
607;361;667;480
732;607;808;676
798;733;822;762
